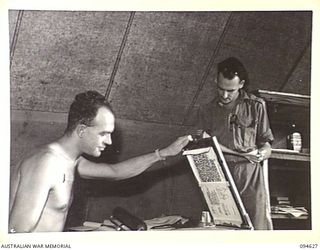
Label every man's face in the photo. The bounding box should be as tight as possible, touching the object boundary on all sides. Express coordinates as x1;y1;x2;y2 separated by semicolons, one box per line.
81;107;115;157
216;72;244;105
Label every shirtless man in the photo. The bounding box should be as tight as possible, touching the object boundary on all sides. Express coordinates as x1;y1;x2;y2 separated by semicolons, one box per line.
9;90;191;233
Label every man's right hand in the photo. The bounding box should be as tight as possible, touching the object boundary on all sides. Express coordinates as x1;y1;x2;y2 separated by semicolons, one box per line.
241;149;264;163
159;135;192;158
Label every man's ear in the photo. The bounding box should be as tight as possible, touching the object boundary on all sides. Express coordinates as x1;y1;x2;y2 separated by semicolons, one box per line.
76;124;87;138
239;80;245;89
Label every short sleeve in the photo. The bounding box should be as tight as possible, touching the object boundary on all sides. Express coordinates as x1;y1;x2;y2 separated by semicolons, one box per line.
256;100;274;146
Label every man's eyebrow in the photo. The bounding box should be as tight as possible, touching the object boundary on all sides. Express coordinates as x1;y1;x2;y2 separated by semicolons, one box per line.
83;122;96;127
100;131;110;134
217;86;236;91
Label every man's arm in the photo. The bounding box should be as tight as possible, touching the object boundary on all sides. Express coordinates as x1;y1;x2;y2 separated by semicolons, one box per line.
218;142;271;163
77;135;190;180
200;129;271;163
9;156;56;233
219;143;243;156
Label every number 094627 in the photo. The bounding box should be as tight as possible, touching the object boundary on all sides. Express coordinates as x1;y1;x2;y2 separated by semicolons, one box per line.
300;244;318;248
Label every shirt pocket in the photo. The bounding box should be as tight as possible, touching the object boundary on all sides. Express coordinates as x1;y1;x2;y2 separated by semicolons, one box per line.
233;116;257;149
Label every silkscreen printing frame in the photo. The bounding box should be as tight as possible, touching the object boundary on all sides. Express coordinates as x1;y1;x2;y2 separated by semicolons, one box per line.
183;136;254;230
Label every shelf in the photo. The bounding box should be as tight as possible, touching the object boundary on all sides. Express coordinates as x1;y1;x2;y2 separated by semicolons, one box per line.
256;90;311;230
271;149;310;162
255;89;310;128
255;89;310;107
271;214;308;220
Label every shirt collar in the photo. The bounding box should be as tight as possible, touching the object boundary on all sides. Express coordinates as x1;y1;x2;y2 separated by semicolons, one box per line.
238;89;251;101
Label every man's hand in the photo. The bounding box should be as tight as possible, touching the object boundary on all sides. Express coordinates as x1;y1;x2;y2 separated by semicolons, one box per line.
196;130;210;139
242;149;264;163
241;142;272;163
159;135;192;158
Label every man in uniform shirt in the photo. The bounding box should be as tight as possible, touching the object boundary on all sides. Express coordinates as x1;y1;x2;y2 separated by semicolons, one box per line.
9;90;191;233
197;57;274;230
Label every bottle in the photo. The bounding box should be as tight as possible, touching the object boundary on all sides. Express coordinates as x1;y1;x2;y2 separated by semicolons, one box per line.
287;124;302;152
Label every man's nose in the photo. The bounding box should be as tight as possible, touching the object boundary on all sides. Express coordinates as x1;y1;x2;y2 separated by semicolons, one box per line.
223;91;228;98
104;134;112;145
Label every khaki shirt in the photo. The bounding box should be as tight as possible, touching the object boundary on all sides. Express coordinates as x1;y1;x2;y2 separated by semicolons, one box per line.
198;90;274;153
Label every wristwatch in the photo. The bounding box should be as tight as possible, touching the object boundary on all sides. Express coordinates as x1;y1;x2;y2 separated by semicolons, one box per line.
155;149;166;161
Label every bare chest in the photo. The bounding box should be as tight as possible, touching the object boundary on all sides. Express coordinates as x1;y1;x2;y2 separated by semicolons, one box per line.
46;171;75;211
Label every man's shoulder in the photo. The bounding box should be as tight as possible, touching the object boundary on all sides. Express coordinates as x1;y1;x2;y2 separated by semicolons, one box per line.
20;144;60;172
18;145;65;188
242;91;266;106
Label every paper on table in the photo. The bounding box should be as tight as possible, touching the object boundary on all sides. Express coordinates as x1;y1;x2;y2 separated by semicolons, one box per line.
68;221;101;231
144;215;189;230
68;221;115;231
277;207;308;217
83;221;102;228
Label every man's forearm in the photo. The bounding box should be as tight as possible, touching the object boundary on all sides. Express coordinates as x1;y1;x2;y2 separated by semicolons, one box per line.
80;149;166;180
109;136;190;180
219;144;242;156
110;150;166;180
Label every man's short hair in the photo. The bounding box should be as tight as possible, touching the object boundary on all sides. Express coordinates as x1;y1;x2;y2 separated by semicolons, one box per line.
65;90;113;134
217;57;249;89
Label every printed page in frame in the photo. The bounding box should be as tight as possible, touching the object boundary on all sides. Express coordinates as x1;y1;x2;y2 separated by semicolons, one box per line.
183;136;253;229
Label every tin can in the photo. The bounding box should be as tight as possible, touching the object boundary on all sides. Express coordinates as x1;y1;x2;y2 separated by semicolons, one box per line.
287;132;302;152
200;211;212;226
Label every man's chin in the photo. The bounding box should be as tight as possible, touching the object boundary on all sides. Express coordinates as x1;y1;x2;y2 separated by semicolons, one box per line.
93;151;102;157
219;100;231;105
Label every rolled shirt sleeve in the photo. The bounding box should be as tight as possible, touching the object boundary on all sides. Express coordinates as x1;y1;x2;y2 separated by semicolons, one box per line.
256;99;274;147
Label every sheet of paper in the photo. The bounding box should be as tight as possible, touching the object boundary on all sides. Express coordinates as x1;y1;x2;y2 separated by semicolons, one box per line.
200;182;242;227
184;146;244;228
186;147;226;183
